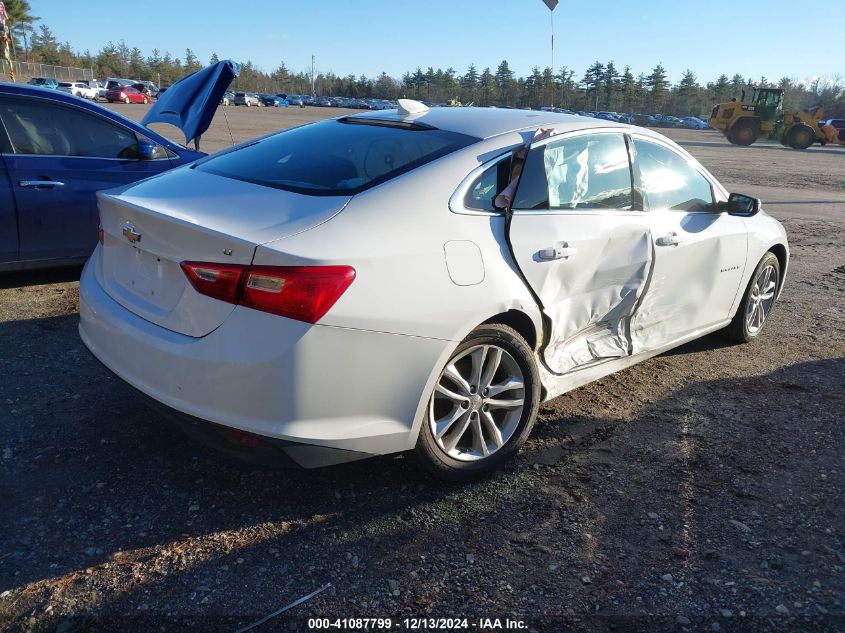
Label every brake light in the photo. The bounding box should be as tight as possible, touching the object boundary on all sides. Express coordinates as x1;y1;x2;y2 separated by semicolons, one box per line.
180;262;355;324
97;213;104;245
180;262;244;304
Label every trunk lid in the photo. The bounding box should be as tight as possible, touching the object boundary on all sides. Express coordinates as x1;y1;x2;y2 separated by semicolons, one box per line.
97;167;351;337
141;60;239;150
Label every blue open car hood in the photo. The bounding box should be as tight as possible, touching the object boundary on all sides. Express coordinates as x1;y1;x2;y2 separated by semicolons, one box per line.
142;60;239;149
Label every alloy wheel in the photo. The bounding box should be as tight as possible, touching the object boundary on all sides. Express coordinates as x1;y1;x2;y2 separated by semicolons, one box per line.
746;264;777;334
428;344;525;461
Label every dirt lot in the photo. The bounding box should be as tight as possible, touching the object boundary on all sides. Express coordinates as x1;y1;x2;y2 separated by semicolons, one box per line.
1;105;843;632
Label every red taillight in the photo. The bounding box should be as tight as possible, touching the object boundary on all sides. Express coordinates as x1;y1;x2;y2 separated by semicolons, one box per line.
180;262;244;304
97;213;104;245
180;262;355;324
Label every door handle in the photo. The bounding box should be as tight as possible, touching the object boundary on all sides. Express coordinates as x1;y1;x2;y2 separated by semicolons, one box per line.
20;180;65;189
538;242;578;261
656;232;680;247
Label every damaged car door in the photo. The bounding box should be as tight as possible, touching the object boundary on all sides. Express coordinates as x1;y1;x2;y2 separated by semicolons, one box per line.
508;131;652;374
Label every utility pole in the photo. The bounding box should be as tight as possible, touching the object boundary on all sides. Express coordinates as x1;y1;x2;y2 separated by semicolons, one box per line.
542;0;558;109
311;54;315;98
550;9;554;108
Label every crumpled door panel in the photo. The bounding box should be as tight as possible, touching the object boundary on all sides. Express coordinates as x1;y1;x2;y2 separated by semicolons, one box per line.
508;213;652;375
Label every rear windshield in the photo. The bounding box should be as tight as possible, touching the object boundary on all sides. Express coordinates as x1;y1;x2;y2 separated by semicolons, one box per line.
195;119;479;196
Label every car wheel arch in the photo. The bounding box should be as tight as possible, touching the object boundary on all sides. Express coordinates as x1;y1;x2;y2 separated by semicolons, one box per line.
768;243;788;296
482;309;539;352
404;304;545;451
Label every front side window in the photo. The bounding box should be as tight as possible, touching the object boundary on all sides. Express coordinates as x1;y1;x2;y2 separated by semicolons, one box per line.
633;138;714;212
513;133;633;211
196;119;479;196
0;98;142;158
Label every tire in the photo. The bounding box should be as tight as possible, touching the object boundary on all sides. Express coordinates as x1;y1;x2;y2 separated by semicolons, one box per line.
722;252;780;343
123;96;130;104
730;119;760;146
142;97;148;104
414;323;541;481
107;99;114;103
786;124;815;150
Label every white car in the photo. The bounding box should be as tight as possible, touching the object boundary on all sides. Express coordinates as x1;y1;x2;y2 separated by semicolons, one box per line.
57;81;98;99
233;91;260;106
79;101;789;480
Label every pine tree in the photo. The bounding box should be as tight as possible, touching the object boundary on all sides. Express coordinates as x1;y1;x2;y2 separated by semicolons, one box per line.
646;63;669;113
713;74;731;103
677;69;698;114
581;61;604;110
495;60;515;105
184;48;200;73
479;67;497;106
730;73;745;99
620;66;637;112
209;52;219;65
32;24;60;64
602;61;620;110
461;64;479;103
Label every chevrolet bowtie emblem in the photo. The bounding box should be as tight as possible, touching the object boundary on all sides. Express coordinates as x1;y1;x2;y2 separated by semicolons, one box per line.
122;223;142;244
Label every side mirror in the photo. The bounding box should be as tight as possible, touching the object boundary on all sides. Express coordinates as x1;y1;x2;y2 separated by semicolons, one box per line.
136;139;158;160
715;193;760;216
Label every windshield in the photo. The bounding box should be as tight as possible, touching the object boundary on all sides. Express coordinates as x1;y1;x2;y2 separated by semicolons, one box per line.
195;119;479;196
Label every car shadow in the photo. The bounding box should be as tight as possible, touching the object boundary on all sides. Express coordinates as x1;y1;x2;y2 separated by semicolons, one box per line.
2;308;843;630
0;265;83;290
659;331;737;356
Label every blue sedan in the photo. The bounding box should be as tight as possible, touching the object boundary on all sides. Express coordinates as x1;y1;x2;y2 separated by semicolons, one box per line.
0;61;237;271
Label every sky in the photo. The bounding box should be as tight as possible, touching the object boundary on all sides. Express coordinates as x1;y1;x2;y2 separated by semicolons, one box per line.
33;0;843;85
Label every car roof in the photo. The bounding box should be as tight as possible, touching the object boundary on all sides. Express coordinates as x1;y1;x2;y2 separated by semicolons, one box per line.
345;106;629;140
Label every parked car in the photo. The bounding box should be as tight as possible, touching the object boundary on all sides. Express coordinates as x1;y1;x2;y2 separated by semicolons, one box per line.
26;77;59;90
259;93;287;107
131;83;156;99
595;111;619;122
77;102;789;480
57;81;99;100
104;78;135;91
285;94;305;107
135;80;159;97
679;116;709;130
0;60;237;271
233;91;259;106
221;91;234;106
76;79;101;97
105;85;149;104
627;114;655;127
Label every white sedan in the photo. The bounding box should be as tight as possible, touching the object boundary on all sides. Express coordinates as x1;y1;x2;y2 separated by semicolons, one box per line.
79;101;788;480
57;81;99;99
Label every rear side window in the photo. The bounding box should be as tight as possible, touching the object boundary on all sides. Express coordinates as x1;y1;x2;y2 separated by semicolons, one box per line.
464;157;513;212
195;119;479;196
513;133;633;211
633;138;714;211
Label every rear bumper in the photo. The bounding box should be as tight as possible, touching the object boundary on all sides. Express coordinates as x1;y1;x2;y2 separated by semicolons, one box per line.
78;252;452;462
116;372;371;468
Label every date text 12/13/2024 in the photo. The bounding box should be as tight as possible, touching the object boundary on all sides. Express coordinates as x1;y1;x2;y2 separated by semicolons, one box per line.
307;618;528;630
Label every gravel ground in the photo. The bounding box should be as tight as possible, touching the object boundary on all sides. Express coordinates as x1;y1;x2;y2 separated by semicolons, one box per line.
1;106;843;633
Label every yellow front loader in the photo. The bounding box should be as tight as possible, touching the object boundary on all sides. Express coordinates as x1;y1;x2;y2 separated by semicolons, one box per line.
708;87;824;150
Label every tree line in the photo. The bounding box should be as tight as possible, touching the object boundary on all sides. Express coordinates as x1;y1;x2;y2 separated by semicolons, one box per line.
4;0;843;117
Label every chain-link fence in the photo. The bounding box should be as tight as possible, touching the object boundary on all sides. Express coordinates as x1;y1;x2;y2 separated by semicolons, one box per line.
1;60;95;84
